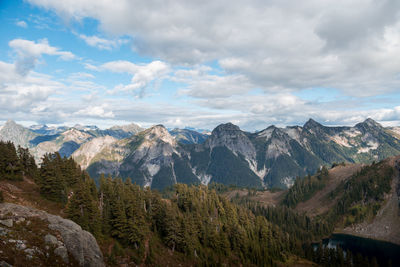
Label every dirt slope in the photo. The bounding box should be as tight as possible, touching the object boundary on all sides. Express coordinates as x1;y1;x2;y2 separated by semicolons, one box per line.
338;156;400;245
295;164;364;216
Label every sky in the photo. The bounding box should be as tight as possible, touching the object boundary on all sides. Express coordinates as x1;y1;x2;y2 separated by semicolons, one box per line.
0;0;400;131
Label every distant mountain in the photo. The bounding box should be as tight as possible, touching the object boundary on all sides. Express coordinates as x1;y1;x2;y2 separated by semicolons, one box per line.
31;128;94;160
169;128;208;144
83;125;201;189
81;118;400;190
0;120;39;148
1;120;144;162
29;124;69;135
2;118;400;189
97;123;144;139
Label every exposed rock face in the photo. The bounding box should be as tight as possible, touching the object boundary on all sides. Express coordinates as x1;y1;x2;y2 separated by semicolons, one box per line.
0;203;105;267
119;125;184;188
84;118;400;189
169;128;208;144
4;118;399;189
0;121;144;164
206;123;256;160
72;136;118;169
0;120;38;148
108;123;143;138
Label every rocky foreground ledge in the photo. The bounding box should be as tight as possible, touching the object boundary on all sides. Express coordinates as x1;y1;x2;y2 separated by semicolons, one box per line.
0;203;105;267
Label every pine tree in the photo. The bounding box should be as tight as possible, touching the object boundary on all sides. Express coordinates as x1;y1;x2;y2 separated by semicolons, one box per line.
17;146;37;179
66;176;101;236
39;153;67;203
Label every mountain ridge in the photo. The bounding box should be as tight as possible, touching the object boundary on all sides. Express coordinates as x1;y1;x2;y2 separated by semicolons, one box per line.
2;118;400;190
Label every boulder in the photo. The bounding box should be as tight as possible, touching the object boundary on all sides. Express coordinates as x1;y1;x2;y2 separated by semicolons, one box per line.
0;203;104;267
0;219;13;228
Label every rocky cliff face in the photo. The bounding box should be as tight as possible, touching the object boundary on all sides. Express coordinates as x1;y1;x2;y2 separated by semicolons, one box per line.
0;203;104;267
86;125;201;189
72;136;118;169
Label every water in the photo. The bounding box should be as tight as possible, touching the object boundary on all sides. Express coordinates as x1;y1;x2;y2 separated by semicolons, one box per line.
321;234;400;266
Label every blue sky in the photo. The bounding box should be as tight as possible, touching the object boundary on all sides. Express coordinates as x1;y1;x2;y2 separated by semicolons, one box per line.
1;0;400;131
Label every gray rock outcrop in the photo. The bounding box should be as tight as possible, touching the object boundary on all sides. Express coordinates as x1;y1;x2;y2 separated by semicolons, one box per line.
0;203;105;267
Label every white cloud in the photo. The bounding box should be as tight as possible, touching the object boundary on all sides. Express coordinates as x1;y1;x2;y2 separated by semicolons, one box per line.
2;0;398;130
27;0;400;96
98;60;170;97
16;20;28;28
75;104;115;118
0;61;62;113
9;38;75;60
78;34;129;50
9;38;75;76
173;66;254;98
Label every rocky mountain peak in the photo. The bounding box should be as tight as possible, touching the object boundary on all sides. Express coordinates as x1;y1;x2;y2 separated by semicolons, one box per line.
73;124;99;131
5;119;17;126
357;118;382;129
211;122;241;136
143;125;176;146
61;128;93;144
303;118;323;129
2;120;24;132
109;123;143;133
207;122;256;163
257;125;278;139
355;118;383;137
0;120;38;148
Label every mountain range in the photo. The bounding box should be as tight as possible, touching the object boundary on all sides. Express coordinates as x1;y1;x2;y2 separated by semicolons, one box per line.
1;118;400;189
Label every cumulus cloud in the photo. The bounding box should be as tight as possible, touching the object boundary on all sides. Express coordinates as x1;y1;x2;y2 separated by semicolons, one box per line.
95;60;170;97
27;0;400;96
0;61;62;113
2;0;398;129
75;104;115;118
9;38;75;76
78;34;129;50
0;39;74;117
